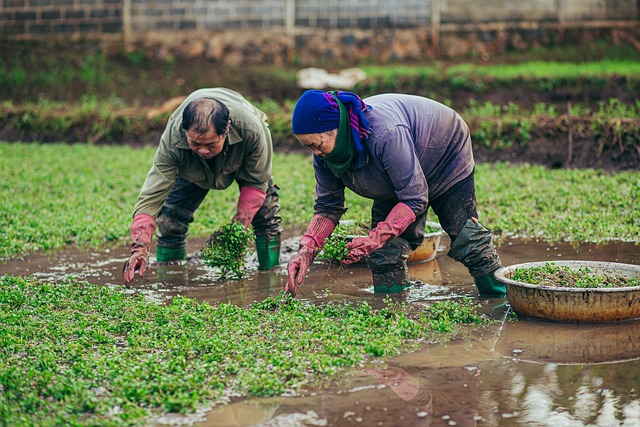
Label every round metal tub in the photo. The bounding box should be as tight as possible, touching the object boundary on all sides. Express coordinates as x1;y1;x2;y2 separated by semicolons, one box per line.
341;220;445;264
495;260;640;323
407;221;445;263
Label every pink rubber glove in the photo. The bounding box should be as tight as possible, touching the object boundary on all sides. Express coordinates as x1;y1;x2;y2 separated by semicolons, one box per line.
342;203;416;266
285;214;336;296
232;186;267;228
123;214;156;287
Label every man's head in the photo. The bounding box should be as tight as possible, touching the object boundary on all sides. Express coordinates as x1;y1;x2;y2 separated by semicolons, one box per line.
182;98;230;159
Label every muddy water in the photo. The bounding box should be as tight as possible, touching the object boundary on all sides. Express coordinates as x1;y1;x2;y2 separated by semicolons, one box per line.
2;237;640;426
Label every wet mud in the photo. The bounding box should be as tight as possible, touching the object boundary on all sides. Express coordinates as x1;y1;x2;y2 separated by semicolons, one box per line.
2;236;640;426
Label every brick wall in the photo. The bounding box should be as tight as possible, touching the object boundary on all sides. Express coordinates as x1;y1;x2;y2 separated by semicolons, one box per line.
2;0;638;37
128;0;285;31
292;0;431;28
1;0;122;36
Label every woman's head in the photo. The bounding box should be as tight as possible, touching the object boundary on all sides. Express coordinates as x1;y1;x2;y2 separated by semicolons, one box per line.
292;90;372;156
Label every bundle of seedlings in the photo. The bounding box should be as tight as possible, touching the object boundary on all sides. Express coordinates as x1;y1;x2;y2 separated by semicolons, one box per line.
318;232;349;262
317;221;443;263
200;222;254;279
512;262;640;289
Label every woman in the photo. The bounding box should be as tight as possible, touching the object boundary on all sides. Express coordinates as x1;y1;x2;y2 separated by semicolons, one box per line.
285;90;504;297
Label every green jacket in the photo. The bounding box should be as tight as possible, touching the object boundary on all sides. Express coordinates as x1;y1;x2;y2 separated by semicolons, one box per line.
133;88;273;218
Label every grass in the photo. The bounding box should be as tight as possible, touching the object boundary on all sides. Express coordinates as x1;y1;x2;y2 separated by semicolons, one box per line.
478;162;640;243
361;60;640;81
0;142;638;260
0;275;488;426
3;97;638;152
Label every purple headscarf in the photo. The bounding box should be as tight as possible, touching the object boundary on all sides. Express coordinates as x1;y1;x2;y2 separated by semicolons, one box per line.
292;90;372;153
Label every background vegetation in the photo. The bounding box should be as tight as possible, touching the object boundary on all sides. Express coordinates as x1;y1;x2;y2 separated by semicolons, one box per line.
1;142;638;260
1;41;639;170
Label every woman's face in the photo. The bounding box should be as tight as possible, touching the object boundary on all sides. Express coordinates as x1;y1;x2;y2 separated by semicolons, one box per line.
295;129;337;158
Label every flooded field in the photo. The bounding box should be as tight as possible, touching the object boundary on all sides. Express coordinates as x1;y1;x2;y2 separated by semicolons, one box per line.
2;236;640;427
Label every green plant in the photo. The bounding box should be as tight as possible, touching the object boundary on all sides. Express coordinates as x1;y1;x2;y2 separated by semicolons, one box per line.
0;276;488;426
200;222;255;279
511;262;640;288
318;232;349;261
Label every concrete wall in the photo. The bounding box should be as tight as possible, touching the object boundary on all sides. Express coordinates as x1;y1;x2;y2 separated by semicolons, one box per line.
1;0;638;64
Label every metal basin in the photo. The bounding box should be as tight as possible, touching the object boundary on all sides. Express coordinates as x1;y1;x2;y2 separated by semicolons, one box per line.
407;221;445;263
341;220;445;264
495;260;640;323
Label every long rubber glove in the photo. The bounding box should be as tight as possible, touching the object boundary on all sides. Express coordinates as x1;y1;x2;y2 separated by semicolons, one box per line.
123;214;156;287
232;186;267;228
342;202;416;266
285;214;335;296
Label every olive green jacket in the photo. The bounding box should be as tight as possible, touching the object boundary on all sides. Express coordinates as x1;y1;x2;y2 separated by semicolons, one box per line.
133;88;273;219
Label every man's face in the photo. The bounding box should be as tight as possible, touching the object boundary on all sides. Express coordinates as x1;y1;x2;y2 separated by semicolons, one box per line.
295;129;337;158
187;126;228;160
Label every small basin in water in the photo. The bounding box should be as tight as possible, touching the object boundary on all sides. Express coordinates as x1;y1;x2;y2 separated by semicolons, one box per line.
407;221;446;263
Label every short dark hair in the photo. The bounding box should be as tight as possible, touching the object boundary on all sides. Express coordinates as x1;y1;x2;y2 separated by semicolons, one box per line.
182;98;230;136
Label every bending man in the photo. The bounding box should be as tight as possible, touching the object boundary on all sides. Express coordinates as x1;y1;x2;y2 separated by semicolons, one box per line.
123;88;282;287
286;90;503;297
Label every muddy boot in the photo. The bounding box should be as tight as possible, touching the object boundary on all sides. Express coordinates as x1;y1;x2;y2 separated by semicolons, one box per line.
474;271;506;297
448;218;503;296
156;204;192;264
155;246;186;263
256;233;281;270
368;237;412;293
372;264;411;293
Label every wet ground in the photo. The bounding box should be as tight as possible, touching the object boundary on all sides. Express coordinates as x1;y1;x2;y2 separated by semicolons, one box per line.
2;236;640;427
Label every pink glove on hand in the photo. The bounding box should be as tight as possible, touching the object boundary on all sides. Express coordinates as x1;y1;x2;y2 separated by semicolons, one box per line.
342;203;416;266
123;214;156;287
232;186;267;228
285;214;336;296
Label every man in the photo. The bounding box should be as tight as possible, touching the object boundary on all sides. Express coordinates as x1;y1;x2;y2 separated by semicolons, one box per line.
123;88;282;287
285;90;504;297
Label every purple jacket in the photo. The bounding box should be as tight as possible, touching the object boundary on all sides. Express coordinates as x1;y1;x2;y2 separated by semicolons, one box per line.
313;94;474;222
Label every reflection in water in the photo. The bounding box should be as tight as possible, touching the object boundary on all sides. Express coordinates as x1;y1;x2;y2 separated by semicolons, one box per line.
478;361;640;426
199;400;281;427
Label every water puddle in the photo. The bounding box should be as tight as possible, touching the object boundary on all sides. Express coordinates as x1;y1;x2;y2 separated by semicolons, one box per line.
2;236;640;426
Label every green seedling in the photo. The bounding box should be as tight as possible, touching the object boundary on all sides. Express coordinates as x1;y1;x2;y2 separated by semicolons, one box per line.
200;221;254;279
424;223;441;233
512;262;640;288
1;144;639;260
318;232;349;261
0;276;490;427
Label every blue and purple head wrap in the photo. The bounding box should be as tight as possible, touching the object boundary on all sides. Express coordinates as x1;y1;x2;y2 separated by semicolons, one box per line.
292;90;372;153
